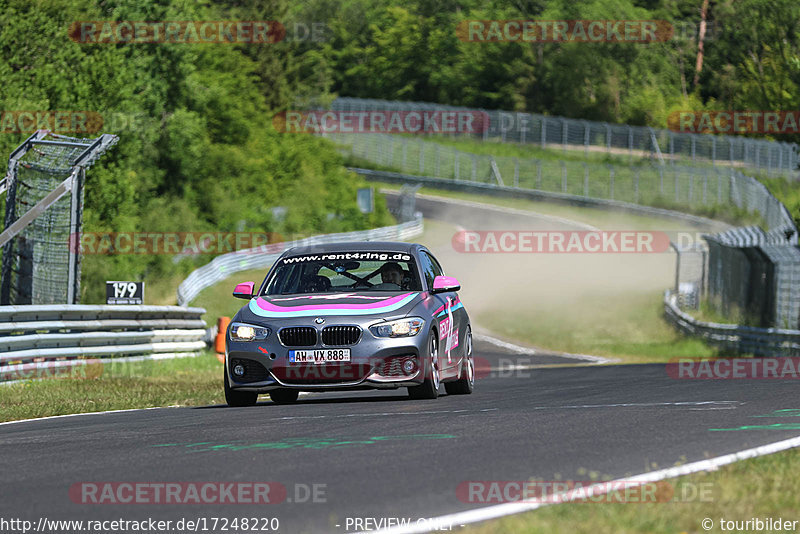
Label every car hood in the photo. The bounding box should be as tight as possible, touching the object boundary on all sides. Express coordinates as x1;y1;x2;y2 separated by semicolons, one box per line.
240;291;423;322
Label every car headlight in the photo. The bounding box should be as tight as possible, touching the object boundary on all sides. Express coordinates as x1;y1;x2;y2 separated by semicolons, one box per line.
229;322;270;341
370;317;425;338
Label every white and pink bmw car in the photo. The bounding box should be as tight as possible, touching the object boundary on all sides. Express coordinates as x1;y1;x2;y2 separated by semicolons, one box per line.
224;242;473;405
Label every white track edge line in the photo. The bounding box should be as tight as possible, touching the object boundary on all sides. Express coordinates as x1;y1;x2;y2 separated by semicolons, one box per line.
361;433;800;534
474;333;615;364
0;406;172;427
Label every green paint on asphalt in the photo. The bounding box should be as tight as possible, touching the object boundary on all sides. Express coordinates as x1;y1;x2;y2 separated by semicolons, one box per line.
152;434;456;452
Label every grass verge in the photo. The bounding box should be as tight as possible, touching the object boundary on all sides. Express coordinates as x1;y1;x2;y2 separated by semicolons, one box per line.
0;351;225;423
462;447;800;534
476;290;715;364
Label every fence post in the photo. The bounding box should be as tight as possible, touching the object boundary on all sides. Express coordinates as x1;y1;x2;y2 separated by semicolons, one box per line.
561;160;567;193
562;118;568;152
435;144;440;177
634;168;640;203
609;164;615;200
584;122;590;157
659;166;664;195
675;167;680;202
606;123;611;154
455;150;460;180
583;162;589;197
513;158;519;188
419;138;425;175
628;126;633;157
729;138;734;167
536;160;542;189
541;117;547;149
402;137;408;171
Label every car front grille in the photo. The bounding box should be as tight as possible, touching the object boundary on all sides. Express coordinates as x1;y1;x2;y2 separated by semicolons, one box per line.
278;327;317;347
230;358;269;383
321;325;361;346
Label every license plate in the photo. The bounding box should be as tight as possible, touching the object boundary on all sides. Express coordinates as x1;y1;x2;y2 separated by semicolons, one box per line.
289;349;351;364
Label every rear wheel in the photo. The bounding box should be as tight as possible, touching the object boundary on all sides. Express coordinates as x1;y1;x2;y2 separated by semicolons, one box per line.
408;331;440;400
269;389;300;404
224;372;258;407
445;328;474;395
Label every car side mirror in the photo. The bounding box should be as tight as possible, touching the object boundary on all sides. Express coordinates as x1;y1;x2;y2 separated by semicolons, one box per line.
431;275;461;293
233;281;255;299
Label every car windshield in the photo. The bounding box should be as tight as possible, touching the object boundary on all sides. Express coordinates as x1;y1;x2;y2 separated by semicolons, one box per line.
262;252;422;295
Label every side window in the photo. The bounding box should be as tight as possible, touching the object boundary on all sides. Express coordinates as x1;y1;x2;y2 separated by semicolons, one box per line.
427;253;445;278
419;253;436;290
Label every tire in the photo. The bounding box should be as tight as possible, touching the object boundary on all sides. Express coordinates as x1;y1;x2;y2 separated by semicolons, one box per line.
408;330;440;400
269;388;300;404
224;371;258;407
445;327;474;395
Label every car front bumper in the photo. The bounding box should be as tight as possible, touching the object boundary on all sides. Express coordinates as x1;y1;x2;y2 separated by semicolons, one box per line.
226;332;428;392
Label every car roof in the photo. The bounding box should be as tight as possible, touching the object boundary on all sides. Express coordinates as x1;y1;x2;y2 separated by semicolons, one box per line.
281;241;423;257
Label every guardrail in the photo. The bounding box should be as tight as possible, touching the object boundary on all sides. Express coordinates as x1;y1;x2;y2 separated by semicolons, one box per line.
0;305;207;382
663;291;800;357
176;215;424;306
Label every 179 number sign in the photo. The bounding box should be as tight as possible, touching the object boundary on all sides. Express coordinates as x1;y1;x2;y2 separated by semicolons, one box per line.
106;281;144;304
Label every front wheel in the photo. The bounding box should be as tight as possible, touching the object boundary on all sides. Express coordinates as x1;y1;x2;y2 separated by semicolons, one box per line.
224;372;258;407
408;330;440;400
445;328;474;395
269;389;300;404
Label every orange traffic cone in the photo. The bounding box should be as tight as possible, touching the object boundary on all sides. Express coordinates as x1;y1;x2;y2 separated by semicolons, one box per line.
215;316;230;362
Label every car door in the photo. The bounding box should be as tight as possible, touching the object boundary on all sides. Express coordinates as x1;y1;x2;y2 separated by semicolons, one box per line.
420;250;460;378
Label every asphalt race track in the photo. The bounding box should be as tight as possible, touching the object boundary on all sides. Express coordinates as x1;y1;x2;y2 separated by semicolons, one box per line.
2;196;799;533
2;348;800;533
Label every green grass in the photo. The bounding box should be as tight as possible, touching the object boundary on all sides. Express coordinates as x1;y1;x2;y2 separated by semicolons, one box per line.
337;134;766;227
0;351;225;423
476;290;715;364
462;447;800;534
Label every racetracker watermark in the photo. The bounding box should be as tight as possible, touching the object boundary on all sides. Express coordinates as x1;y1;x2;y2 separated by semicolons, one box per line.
273;110;490;135
69;482;326;504
0;361;104;382
260;356;508;382
457;20;673;43
452;230;670;253
668;110;800;135
69;21;286;44
71;232;284;255
0;111;104;134
667;358;800;379
457;480;714;504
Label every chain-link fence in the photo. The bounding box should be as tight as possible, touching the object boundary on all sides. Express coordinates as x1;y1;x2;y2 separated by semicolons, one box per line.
332;97;799;177
702;227;800;329
327;131;797;238
671;242;707;310
0;132;117;305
